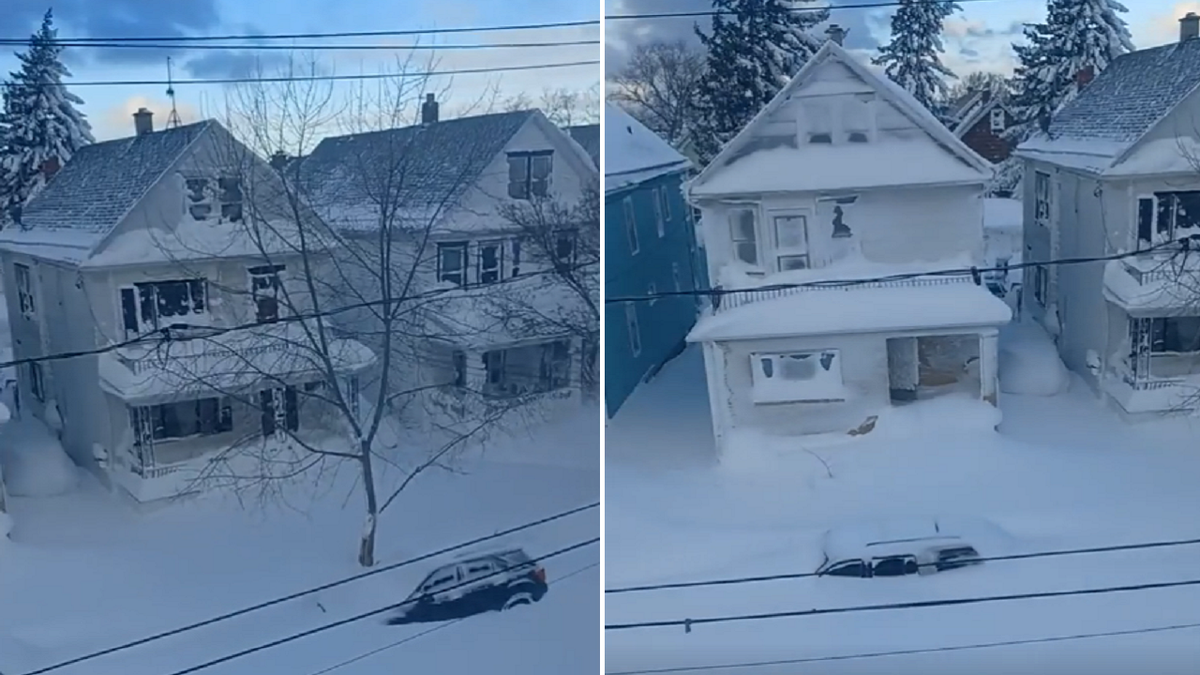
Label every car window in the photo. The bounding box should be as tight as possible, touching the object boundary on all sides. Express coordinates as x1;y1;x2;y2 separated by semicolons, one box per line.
464;562;494;579
824;560;865;578
871;556;917;577
935;546;981;571
424;572;457;592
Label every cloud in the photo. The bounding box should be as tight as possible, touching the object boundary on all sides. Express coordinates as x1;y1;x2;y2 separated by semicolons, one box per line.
1133;2;1200;47
183;50;293;79
94;95;202;140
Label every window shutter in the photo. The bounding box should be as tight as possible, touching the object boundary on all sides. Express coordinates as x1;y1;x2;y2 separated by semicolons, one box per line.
284;386;300;432
260;389;276;436
121;288;138;334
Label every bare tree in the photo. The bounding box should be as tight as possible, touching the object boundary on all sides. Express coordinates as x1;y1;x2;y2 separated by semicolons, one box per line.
608;40;704;147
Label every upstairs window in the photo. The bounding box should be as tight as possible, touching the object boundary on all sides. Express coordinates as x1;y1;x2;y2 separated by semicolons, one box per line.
624;197;639;255
14;262;35;319
554;230;578;268
801;100;833;144
773;213;810;271
989;107;1006;133
219;175;243;222
185;178;213;220
121;279;208;335
437;242;468;286
507;150;553;200
1034;171;1051;225
29;362;44;402
658;184;672;223
478;241;502;285
249;264;285;323
842;95;873;143
729;208;758;265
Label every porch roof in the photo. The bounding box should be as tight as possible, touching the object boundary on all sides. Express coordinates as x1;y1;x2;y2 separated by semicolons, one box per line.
687;281;1012;342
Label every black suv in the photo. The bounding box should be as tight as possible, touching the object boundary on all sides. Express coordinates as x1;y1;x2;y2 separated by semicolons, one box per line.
386;548;549;625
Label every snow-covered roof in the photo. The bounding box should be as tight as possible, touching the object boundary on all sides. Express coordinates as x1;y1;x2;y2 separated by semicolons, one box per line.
0;121;212;264
1017;38;1200;174
421;273;588;349
688;41;992;199
604;103;691;195
953;96;1008;139
567;123;600;168
687;281;1012;342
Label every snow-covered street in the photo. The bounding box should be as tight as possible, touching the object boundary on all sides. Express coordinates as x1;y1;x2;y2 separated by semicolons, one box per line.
605;329;1200;674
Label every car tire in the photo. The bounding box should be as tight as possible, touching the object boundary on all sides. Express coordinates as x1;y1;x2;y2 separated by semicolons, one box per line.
502;590;535;611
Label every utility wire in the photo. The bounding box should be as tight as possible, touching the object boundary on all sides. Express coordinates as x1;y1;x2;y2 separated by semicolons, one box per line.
606;534;1200;594
306;561;600;675
605;576;1200;631
605;239;1189;304
606;0;1001;20
0;39;599;51
156;538;600;675
20;502;598;675
606;620;1200;674
0;59;600;89
0;20;601;44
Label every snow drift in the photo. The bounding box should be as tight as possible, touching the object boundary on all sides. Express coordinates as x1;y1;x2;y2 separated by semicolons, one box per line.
0;418;80;497
999;322;1070;396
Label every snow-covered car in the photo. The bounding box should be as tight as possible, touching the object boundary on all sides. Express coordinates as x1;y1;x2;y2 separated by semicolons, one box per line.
815;518;984;579
386;548;548;624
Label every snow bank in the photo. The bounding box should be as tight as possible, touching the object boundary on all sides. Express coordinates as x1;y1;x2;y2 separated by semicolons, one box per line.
0;419;80;497
999;321;1069;396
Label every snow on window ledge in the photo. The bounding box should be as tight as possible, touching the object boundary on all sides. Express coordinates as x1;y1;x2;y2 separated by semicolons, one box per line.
750;350;847;404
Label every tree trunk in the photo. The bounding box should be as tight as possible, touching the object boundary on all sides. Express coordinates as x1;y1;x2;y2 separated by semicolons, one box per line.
358;442;379;567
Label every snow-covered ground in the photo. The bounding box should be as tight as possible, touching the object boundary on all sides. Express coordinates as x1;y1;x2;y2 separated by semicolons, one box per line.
0;408;599;674
605;326;1200;674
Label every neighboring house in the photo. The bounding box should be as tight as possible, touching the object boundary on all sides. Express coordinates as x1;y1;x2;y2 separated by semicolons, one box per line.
297;103;598;428
567;123;600;169
951;90;1017;166
604;104;699;419
0;110;375;503
1014;14;1200;420
684;41;1012;454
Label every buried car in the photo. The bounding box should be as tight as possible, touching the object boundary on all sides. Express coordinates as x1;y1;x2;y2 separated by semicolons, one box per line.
815;518;985;579
386;548;548;625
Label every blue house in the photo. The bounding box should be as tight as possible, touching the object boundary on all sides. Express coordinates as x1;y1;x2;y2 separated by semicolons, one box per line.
604;104;703;418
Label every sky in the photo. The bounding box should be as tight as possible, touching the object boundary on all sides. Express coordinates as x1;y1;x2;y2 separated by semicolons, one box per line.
0;0;600;141
605;0;1199;79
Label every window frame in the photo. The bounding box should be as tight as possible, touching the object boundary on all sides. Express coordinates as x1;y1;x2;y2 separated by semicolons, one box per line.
623;197;639;255
989;107;1006;133
122;278;209;335
728;207;759;266
142;397;233;442
218;174;243;222
751;350;845;404
477;240;503;285
1033;266;1048;306
14;262;35;319
29;361;44;402
625;302;642;357
1034;171;1051;226
248;264;286;323
506;150;553;200
772;212;811;272
653;187;666;238
436;241;469;286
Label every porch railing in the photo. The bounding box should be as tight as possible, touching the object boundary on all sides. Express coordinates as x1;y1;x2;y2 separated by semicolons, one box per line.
715;274;973;313
116;338;293;377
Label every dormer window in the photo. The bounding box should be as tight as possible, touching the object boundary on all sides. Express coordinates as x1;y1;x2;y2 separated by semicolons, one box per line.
989;107;1006;133
801;100;833;144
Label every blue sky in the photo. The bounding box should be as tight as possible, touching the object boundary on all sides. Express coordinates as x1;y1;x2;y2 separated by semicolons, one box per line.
605;0;1195;78
0;0;600;141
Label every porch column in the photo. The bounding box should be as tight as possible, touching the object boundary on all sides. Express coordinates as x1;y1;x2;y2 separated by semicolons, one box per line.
979;329;1000;406
887;337;919;402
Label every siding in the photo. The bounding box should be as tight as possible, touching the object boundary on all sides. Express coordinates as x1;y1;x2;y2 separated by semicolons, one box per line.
961;108;1015;163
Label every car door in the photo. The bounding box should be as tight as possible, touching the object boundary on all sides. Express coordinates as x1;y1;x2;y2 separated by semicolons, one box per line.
457;560;499;611
422;568;460;605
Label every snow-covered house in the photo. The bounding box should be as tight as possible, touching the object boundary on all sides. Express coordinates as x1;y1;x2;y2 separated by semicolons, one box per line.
297;103;598;427
0;111;375;502
1013;16;1200;419
684;41;1012;452
950;89;1017;166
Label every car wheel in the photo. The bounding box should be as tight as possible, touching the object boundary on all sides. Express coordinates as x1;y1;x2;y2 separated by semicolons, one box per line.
502;590;535;610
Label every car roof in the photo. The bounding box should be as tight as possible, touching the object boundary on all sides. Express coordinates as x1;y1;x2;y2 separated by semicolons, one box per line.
450;547;529;563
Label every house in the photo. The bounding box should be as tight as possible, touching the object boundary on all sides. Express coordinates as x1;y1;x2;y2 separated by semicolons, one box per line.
1013;13;1200;420
0;110;375;502
950;90;1017;166
604;104;699;418
684;41;1012;453
296;102;599;427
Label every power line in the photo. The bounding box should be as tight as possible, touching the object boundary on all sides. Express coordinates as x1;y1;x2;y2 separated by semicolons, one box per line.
307;561;600;675
605;534;1200;594
158;538;599;675
606;620;1200;674
605;576;1200;631
0;20;600;44
0;59;600;89
21;502;597;675
604;240;1189;304
606;0;1001;20
0;39;599;51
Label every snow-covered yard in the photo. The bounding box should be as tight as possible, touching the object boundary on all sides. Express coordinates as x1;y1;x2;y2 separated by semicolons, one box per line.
605;326;1200;674
0;409;599;675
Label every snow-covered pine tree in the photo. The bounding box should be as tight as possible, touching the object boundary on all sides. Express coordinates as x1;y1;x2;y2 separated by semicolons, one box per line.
692;0;829;165
0;10;94;223
872;0;961;114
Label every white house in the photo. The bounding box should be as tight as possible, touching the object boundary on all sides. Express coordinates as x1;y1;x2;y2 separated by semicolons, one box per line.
684;41;1012;453
1014;14;1200;419
0;111;375;502
295;102;599;428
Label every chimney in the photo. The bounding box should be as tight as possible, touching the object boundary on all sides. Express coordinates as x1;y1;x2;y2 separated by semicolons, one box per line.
270;150;290;172
1182;12;1200;41
825;24;846;46
421;93;438;125
41;156;60;180
1075;65;1095;88
133;107;154;136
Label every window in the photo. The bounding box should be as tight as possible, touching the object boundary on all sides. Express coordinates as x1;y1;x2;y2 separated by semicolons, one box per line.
1137;196;1155;246
623;197;639;254
773;214;810;271
464;562;493;579
554;230;577;267
1145;191;1200;244
658;184;672;223
507;150;553;200
478;241;502;285
260;386;299;436
751;350;844;404
843;95;873;143
249;264;285;323
672;262;683;292
142;397;233;441
426;572;457;592
872;556;918;577
29;362;44;402
1034;171;1051;225
1149;317;1200;353
653;188;666;238
989;107;1006;133
511;238;523;277
481;340;571;398
801;100;833;143
647;282;658;306
626;303;642;357
452;350;467;387
185;178;212;220
14;263;35;319
1033;266;1048;306
218;175;243;221
824;560;865;578
122;279;207;335
437;242;468;286
729;208;758;265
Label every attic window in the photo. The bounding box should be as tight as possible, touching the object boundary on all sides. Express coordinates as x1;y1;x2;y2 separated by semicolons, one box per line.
186;178;212;220
843;95;873;143
989;108;1006;133
219;175;243;222
507;151;553;200
801;100;833;144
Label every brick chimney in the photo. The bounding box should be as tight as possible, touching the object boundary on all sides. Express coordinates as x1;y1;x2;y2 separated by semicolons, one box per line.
1075;65;1095;88
825;24;846;46
1182;12;1200;41
421;94;438;125
133;107;154;136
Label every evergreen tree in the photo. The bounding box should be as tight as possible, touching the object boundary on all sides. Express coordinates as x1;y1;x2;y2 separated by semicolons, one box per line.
691;0;829;164
0;10;94;223
872;0;960;114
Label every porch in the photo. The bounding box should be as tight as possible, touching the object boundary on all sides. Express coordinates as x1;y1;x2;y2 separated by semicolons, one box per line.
1103;313;1200;415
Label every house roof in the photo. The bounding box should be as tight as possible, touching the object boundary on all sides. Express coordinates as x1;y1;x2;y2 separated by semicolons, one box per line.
1017;38;1200;174
953;96;1009;139
687;41;992;198
947;90;986;122
0;121;211;263
604;103;691;195
297;110;536;231
566;123;600;168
